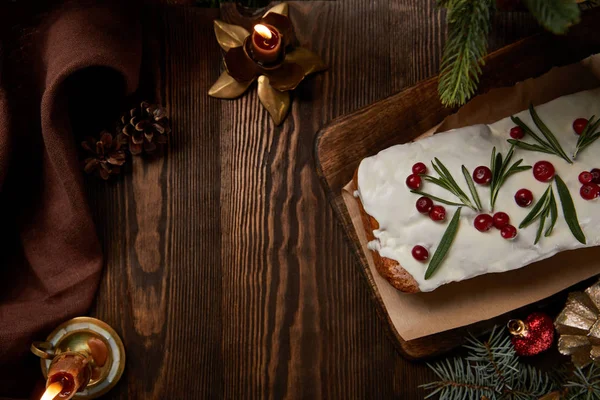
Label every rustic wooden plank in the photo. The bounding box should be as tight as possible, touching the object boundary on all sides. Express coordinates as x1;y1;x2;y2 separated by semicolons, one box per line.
82;1;573;399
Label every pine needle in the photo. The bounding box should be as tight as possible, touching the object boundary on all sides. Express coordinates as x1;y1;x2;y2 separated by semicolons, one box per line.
523;0;581;35
437;0;495;107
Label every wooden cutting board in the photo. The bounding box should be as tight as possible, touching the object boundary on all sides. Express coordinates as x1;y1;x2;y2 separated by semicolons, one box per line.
314;9;600;359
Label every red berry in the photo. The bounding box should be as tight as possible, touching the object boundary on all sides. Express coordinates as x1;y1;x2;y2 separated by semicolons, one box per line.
473;166;492;185
412;162;427;175
515;189;533;207
579;171;593;184
533;161;555;182
474;214;494;232
406;174;422;189
591;168;600;184
493;212;510;229
510;126;525;139
573;118;588;135
416;196;434;214
412;245;429;262
501;225;518;240
429;205;446;222
580;183;600;201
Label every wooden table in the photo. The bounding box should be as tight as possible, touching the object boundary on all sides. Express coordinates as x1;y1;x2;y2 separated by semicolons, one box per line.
86;2;542;398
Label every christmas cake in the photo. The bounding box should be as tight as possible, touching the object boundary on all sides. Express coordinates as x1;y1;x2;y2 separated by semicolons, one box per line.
354;88;600;293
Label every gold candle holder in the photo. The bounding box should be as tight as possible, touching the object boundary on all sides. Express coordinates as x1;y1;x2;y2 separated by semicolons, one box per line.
31;317;125;399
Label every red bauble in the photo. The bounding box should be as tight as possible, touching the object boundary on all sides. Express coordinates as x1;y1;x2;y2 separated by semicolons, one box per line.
508;312;555;357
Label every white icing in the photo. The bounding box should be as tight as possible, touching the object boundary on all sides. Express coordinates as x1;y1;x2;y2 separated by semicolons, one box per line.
353;190;360;198
357;88;600;292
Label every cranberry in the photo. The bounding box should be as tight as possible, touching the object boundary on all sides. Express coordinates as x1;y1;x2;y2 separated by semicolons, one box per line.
473;166;492;185
573;118;588;135
510;126;525;139
579;171;593;184
501;225;518;240
493;212;510;229
533;161;555;182
429;205;446;222
412;245;429;262
474;214;494;232
416;197;433;214
412;162;427;175
515;189;533;207
580;183;600;201
406;174;422;189
591;168;600;184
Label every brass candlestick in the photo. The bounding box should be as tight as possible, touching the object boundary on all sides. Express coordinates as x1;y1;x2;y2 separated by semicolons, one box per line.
209;2;327;125
31;317;125;399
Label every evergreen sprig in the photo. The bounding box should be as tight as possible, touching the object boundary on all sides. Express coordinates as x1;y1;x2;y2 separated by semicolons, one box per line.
421;327;555;400
523;0;581;35
564;363;600;399
437;0;495;107
437;0;590;107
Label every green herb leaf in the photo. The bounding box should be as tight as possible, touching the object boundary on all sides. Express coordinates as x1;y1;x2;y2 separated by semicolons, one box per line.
534;207;548;245
489;145;530;211
462;166;482;211
545;191;558;237
574;116;600;159
507;139;555;155
528;104;572;164
435;158;470;200
425;207;462;280
519;186;552;229
410;190;465;207
510;116;554;152
555;175;586;244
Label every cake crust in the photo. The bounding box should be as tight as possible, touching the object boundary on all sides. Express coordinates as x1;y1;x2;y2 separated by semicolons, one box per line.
353;170;420;293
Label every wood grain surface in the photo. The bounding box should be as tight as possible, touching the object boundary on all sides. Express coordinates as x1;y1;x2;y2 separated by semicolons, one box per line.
83;1;553;398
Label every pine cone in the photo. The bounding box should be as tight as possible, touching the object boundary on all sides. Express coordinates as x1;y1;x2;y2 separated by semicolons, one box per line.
120;101;170;155
82;131;127;180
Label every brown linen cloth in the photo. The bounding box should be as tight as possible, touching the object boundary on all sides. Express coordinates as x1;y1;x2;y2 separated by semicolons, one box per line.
0;2;141;398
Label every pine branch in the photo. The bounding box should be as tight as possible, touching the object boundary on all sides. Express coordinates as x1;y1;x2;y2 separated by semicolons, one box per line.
564;364;600;399
422;327;555;400
523;0;581;35
437;0;495;107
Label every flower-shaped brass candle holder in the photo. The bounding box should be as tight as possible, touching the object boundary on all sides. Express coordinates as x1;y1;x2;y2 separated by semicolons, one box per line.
31;317;125;399
208;3;327;125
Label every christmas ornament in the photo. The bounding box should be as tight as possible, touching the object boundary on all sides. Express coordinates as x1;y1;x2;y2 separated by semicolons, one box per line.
507;312;555;356
119;101;171;156
555;280;600;367
82;131;127;180
208;3;327;125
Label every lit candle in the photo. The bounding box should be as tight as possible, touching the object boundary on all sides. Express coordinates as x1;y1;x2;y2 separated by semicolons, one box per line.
251;24;282;64
40;382;63;400
43;352;92;399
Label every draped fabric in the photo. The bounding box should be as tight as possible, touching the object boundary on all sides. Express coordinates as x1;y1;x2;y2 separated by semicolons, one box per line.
0;2;141;398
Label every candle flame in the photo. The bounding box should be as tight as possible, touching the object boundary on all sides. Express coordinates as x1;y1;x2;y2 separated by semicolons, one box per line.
40;382;63;400
254;24;272;40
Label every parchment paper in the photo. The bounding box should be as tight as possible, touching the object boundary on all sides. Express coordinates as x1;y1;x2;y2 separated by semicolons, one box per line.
343;54;600;341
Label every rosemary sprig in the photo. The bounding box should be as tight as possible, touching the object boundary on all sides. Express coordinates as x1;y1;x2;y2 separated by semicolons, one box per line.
420;158;481;211
409;190;464;207
489;145;531;211
555;175;586;244
462;165;483;211
518;177;587;245
510;104;573;164
574;115;600;159
425;207;462;280
519;185;554;245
